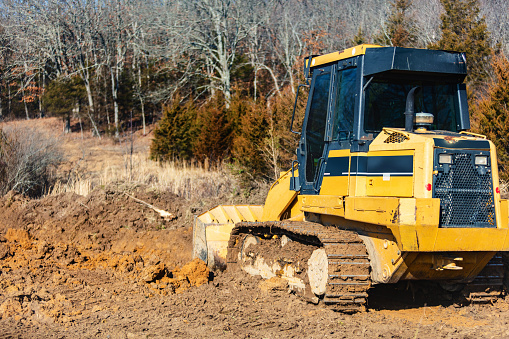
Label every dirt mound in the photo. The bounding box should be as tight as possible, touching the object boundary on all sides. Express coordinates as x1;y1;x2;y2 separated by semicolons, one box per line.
0;225;209;324
0;184;212;330
0;185;193;261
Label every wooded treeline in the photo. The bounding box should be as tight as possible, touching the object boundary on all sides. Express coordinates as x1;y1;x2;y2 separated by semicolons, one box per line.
1;0;509;180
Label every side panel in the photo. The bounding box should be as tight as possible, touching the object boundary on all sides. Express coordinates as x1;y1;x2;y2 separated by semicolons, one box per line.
320;149;350;196
366;150;414;197
347;151;414;197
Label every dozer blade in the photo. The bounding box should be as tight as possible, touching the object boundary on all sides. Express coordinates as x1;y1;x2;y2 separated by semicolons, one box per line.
193;167;299;269
193;205;263;268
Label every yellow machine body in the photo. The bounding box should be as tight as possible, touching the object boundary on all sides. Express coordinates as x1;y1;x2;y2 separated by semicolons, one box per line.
194;45;509;286
195;129;509;284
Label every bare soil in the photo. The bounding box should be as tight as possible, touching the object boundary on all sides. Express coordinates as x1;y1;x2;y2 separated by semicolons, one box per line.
1;118;509;338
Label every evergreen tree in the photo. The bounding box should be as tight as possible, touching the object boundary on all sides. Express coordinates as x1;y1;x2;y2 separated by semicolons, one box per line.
375;0;417;47
43;76;86;133
472;54;509;180
193;97;233;166
429;0;494;89
150;100;197;161
232;100;270;179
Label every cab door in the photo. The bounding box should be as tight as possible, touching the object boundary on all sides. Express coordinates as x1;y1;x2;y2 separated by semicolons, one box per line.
298;65;333;194
319;66;358;197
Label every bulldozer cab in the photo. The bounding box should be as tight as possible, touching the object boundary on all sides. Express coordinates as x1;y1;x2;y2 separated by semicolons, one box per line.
294;45;471;195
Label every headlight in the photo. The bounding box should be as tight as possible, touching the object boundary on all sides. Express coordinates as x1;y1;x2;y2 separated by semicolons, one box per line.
439;153;453;164
475;155;488;166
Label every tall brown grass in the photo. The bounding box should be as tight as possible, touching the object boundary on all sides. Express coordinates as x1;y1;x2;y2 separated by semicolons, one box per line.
51;154;237;200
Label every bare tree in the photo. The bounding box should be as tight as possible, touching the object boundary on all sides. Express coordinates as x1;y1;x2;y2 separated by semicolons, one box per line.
267;0;306;93
185;0;257;107
413;0;443;47
480;0;509;54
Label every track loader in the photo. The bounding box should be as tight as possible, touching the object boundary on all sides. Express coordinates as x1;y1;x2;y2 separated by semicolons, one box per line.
193;45;509;311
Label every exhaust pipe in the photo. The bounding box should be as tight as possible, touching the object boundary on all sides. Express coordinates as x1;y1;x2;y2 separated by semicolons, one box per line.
405;86;420;132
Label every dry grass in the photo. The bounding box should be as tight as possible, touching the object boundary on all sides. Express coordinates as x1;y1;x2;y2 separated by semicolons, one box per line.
0;121;64;196
51;154;237;200
0;117;239;200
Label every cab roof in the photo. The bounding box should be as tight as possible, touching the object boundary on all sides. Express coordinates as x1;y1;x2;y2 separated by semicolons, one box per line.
305;45;467;82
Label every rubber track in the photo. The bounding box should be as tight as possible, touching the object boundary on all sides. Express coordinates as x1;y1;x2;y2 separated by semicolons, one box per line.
226;220;371;312
466;253;505;302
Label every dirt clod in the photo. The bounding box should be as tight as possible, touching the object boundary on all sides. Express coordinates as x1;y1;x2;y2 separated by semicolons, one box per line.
141;263;166;282
175;258;209;287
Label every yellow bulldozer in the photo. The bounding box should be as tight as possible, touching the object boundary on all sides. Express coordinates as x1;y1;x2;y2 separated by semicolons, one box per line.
193;44;509;311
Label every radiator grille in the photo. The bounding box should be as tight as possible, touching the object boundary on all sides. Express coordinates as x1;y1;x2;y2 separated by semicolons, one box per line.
434;151;495;228
383;130;409;144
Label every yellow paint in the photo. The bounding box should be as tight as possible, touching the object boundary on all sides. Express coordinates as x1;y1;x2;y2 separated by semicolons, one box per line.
415;198;440;226
199;205;264;224
301;195;345;217
287;196;304;219
397;251;495;282
398;198;416;224
433;228;508;251
206;224;235;242
328;149;351;157
501;200;508;228
262;168;298;221
367;176;414;197
321;149;350;196
345;196;399;225
459;131;487;139
489;141;504;228
364;150;415;197
310;44;382;68
389;225;509;251
320;176;348;196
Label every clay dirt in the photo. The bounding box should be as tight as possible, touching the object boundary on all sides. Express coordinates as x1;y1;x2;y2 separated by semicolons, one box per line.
1;118;509;338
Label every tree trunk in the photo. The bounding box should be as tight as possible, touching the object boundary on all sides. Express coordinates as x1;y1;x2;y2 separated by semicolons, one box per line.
84;79;101;139
254;66;258;101
21;80;29;120
111;66;120;138
261;65;281;97
138;63;146;135
8;83;11;116
104;70;110;127
39;71;44;118
64;115;71;134
79;116;83;140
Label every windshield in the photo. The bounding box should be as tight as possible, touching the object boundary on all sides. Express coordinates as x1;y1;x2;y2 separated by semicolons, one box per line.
364;78;460;133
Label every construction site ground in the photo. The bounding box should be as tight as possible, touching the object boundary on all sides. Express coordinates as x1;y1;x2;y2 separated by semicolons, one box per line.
1;118;509;338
